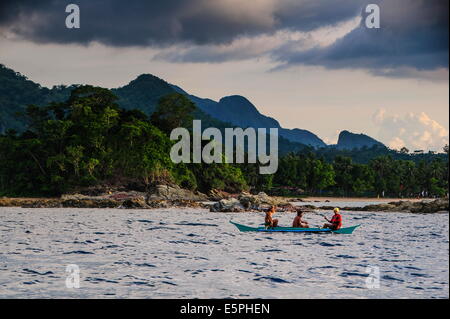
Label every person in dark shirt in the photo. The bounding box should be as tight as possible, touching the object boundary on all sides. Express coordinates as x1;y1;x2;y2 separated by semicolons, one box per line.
323;208;342;230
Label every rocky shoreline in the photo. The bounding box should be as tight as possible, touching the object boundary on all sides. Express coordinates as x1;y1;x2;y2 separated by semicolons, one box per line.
0;185;209;210
0;184;448;214
299;198;449;214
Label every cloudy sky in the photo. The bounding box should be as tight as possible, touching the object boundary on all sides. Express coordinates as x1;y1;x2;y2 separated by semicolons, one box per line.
0;0;448;151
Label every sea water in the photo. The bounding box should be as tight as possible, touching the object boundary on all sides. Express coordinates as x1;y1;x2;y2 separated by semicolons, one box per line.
0;206;448;298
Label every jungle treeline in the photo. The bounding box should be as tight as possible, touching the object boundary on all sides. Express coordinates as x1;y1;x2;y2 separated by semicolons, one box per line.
0;87;448;198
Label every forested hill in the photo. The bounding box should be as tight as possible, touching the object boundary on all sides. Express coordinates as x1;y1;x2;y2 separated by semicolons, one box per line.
192;94;327;148
315;144;448;164
0;64;73;132
1;64;323;148
336;130;385;150
111;73;307;154
0;66;447;198
0;64;307;155
171;84;326;148
112;73;231;130
0;64;446;163
0;67;227;134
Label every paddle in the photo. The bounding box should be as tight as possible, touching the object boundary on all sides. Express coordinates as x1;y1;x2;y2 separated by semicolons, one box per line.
301;209;326;219
303;210;329;229
309;210;326;218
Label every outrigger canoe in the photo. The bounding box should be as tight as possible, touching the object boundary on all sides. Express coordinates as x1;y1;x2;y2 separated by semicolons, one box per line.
230;221;360;234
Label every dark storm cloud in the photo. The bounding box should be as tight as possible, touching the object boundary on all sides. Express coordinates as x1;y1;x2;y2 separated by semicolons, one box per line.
1;0;198;46
0;0;368;46
272;0;449;72
0;0;447;76
273;0;368;32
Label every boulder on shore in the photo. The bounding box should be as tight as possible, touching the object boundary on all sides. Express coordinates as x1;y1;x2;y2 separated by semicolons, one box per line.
208;189;233;201
357;198;448;213
314;198;449;213
146;185;208;202
210;191;296;212
238;192;289;208
120;198;149;209
409;198;449;214
210;198;245;212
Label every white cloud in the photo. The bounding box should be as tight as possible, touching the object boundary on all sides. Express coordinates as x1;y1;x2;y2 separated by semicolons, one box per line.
153;16;361;63
153;31;290;63
373;109;449;152
388;137;406;150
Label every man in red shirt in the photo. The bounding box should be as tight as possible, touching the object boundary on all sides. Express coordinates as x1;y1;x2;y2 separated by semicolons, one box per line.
323;208;342;230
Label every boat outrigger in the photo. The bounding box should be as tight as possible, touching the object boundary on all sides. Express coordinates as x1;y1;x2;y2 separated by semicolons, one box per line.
230;221;360;234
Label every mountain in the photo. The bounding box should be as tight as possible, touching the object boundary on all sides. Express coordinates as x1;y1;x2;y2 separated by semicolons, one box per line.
336;130;386;150
113;74;174;114
0;64;76;133
0;68;224;133
0;65;69;133
0;64;384;152
0;66;308;154
195;95;280;128
278;128;326;149
172;86;326;148
113;74;241;130
112;78;308;153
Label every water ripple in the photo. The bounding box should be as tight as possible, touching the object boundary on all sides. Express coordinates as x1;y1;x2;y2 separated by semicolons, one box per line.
0;207;447;298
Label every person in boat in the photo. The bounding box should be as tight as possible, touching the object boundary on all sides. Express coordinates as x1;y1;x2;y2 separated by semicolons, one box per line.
265;205;279;228
293;209;309;228
323;207;342;230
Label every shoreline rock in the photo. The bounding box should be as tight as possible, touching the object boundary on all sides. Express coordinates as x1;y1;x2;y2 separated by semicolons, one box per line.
210;192;296;213
0;191;447;214
207;189;234;201
0;197;207;209
146;184;208;202
305;198;449;214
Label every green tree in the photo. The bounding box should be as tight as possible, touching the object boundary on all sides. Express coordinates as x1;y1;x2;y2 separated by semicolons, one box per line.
150;93;196;134
308;159;335;194
333;156;354;196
